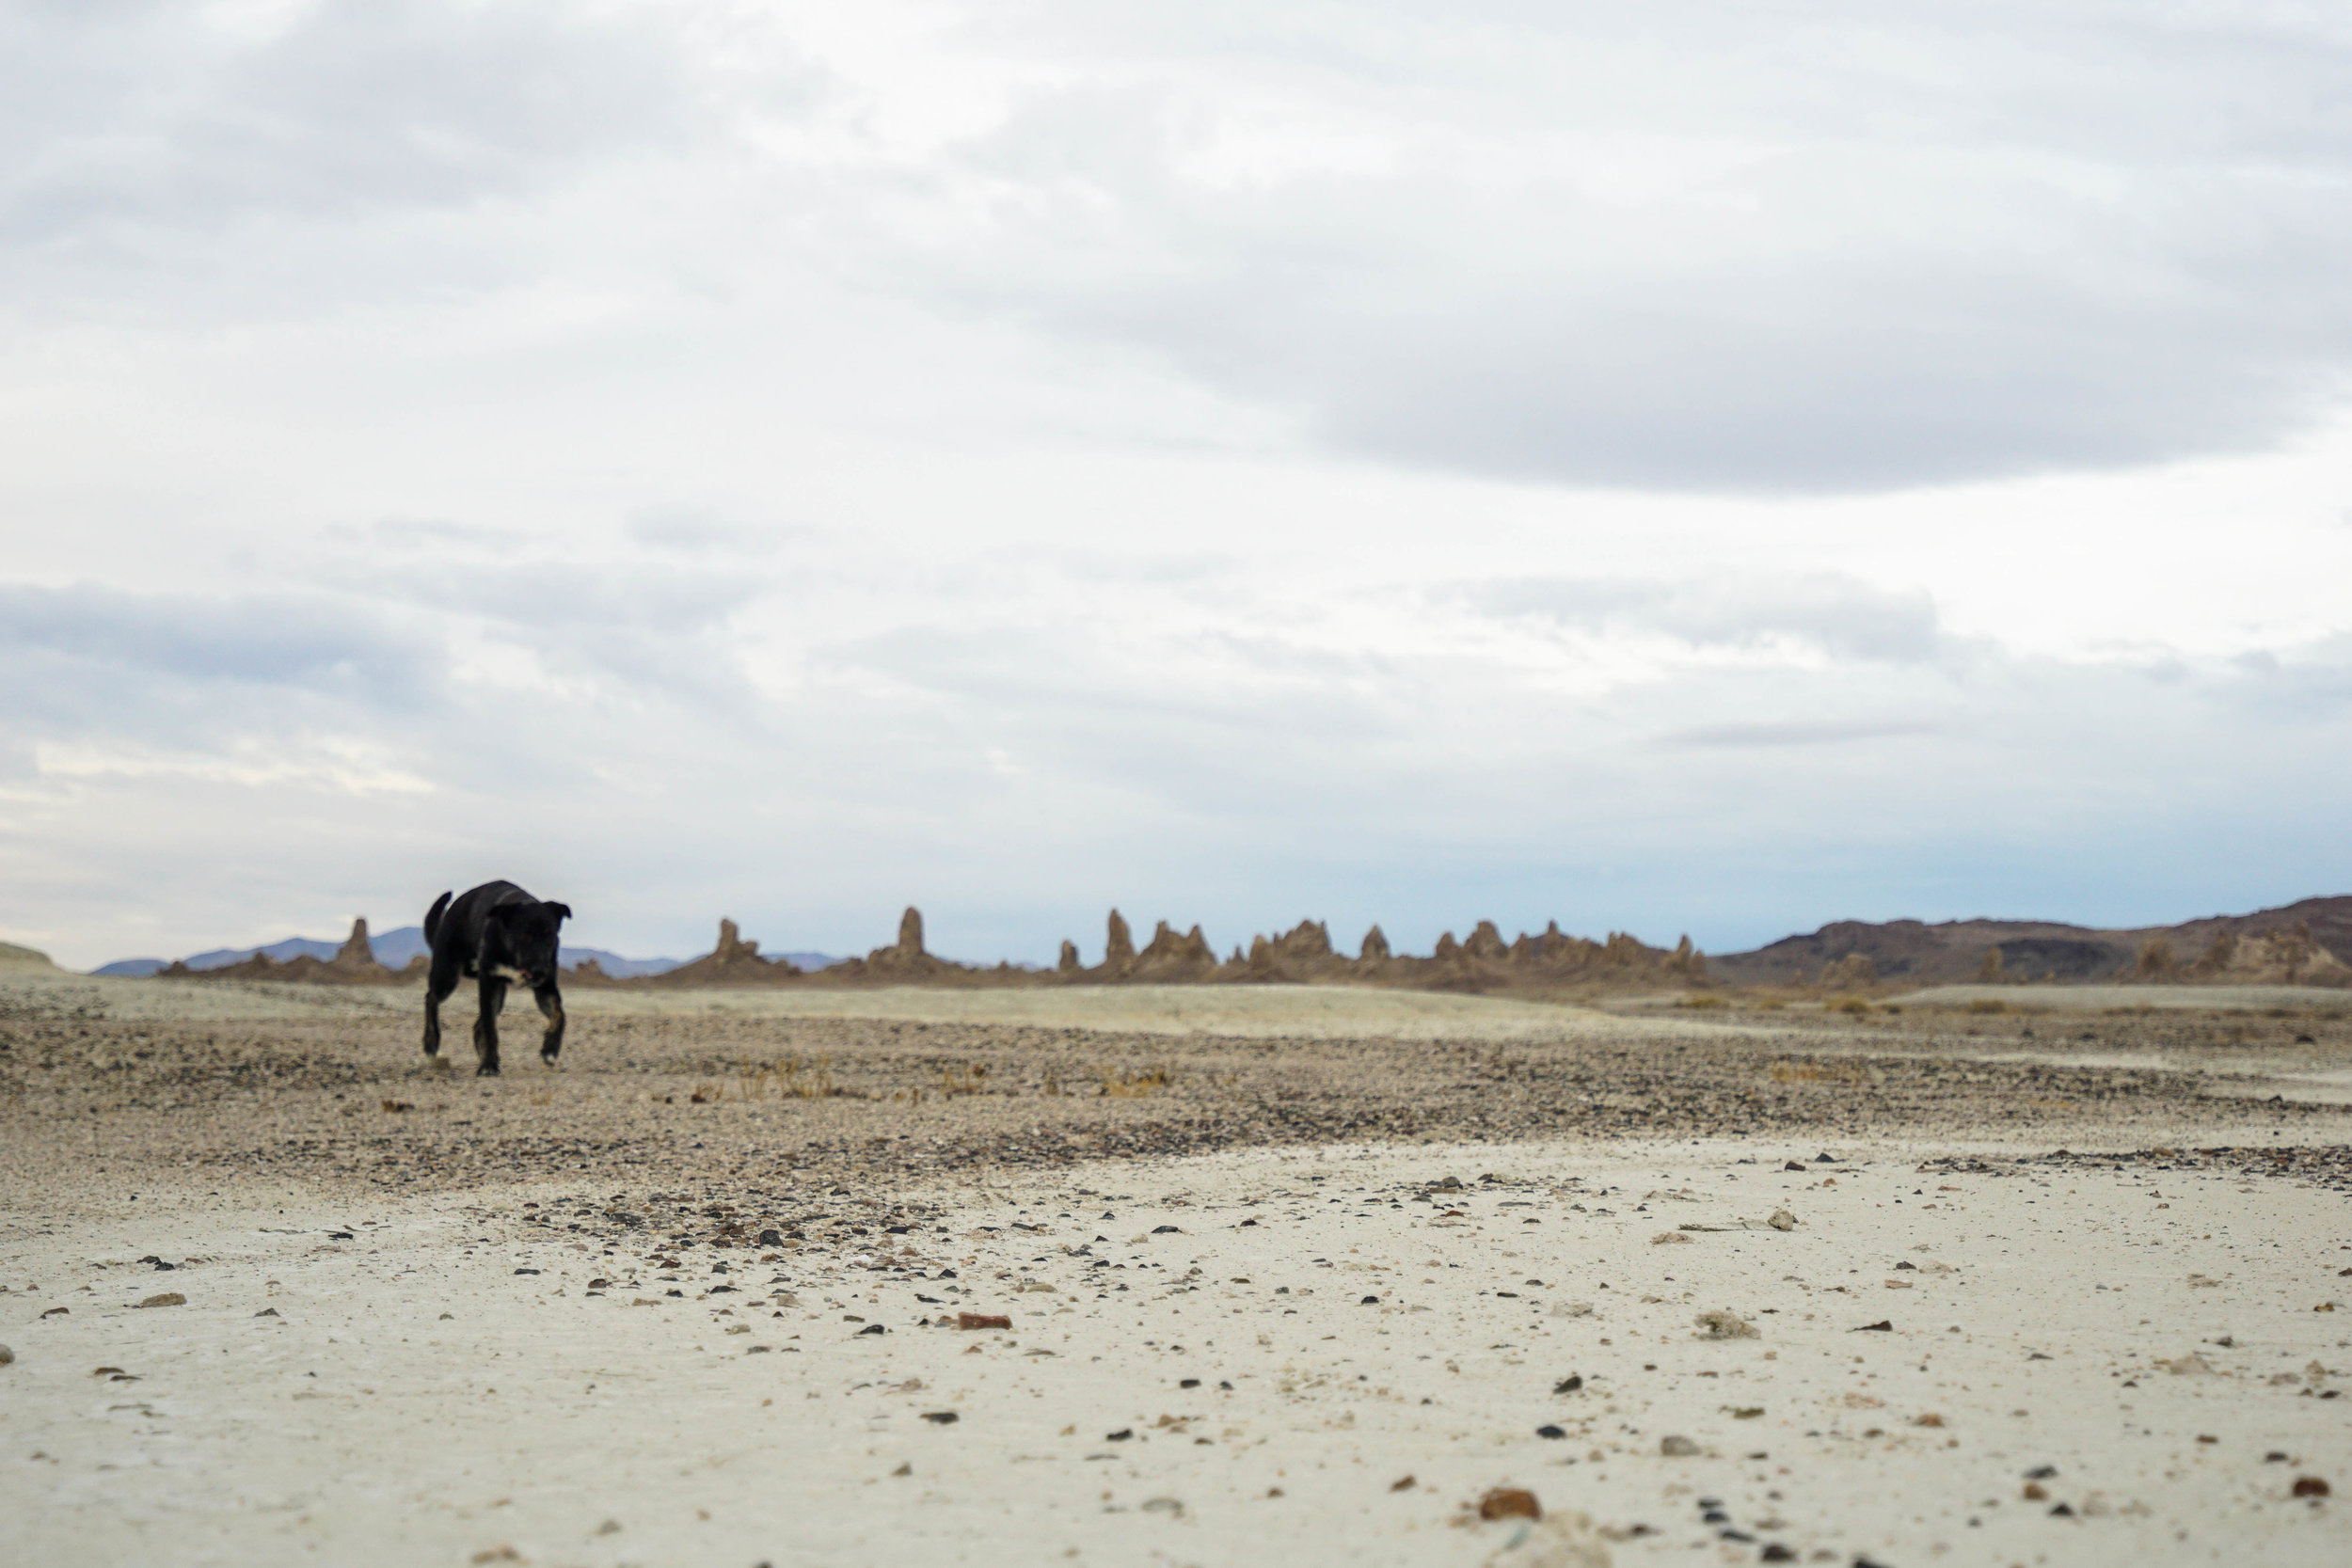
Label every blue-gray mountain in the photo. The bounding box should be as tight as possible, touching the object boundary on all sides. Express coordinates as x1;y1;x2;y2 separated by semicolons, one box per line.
88;927;818;980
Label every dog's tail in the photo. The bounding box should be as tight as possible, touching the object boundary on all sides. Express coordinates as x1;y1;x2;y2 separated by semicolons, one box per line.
423;891;453;949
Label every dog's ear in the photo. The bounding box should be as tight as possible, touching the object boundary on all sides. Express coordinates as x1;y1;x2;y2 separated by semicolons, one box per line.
547;902;572;922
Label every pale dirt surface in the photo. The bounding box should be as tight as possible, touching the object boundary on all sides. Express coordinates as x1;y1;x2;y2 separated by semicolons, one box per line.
5;977;2351;1567
564;984;1717;1041
1887;986;2352;1013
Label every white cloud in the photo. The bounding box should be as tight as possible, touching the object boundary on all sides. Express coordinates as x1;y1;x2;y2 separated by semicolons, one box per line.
5;2;2352;966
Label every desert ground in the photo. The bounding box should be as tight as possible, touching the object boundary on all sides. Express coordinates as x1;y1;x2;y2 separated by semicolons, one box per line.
4;968;2349;1567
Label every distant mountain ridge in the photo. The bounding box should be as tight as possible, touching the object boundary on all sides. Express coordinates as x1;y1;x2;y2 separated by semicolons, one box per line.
1709;895;2352;988
91;926;730;980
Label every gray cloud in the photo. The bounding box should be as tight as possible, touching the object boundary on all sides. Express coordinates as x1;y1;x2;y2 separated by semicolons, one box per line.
883;7;2352;491
1463;572;1947;663
1657;719;1941;749
0;1;725;243
0;581;437;708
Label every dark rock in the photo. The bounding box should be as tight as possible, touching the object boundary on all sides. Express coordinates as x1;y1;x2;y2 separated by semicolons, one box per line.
921;1411;958;1424
1536;1424;1566;1439
1856;1320;1893;1332
1553;1375;1582;1394
857;1323;886;1336
1478;1488;1540;1522
2293;1476;2331;1497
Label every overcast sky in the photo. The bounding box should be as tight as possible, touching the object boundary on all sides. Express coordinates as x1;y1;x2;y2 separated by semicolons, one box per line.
6;1;2352;970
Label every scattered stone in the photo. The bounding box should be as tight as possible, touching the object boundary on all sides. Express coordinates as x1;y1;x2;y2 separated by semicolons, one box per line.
514;1269;540;1275
1479;1487;1541;1522
1652;1231;1693;1245
1760;1545;1795;1562
1151;1225;1181;1235
2023;1465;2058;1480
1660;1435;1700;1457
1391;1475;1416;1492
1695;1310;1759;1339
1553;1375;1582;1394
2022;1482;2048;1501
1106;1429;1133;1441
1856;1320;1893;1332
1536;1424;1566;1439
922;1411;959;1424
1765;1210;1797;1231
1783;1162;1806;1171
1361;1294;1381;1305
0;1345;12;1367
2293;1477;2331;1498
957;1313;1010;1330
1551;1302;1595;1319
1140;1497;1184;1516
138;1255;176;1271
40;1307;66;1318
254;1308;279;1318
857;1323;886;1336
596;1520;621;1535
2160;1353;2215;1375
135;1292;185;1309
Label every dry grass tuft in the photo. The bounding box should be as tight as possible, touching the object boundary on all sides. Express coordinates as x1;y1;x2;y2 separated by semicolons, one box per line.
1099;1067;1171;1098
1769;1059;1867;1085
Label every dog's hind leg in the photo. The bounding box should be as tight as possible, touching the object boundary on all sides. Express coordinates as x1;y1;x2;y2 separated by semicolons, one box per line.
532;979;566;1067
472;975;507;1077
422;958;459;1057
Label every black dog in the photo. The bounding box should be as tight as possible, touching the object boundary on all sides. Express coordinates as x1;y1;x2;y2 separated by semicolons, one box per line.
421;881;573;1076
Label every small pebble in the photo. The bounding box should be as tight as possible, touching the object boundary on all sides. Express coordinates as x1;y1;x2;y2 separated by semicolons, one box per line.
1478;1487;1540;1521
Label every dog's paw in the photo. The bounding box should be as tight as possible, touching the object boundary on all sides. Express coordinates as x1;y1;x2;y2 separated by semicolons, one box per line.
475;1064;501;1078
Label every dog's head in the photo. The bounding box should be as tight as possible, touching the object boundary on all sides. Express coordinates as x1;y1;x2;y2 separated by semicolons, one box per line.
488;899;572;987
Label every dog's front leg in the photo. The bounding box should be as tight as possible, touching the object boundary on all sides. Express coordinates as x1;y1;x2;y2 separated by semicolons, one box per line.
533;980;566;1067
472;975;507;1076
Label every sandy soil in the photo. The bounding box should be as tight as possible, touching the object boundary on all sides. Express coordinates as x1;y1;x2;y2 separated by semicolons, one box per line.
5;975;2349;1566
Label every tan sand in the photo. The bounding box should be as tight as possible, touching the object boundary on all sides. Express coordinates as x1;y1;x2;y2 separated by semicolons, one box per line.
4;977;2348;1565
5;1139;2347;1567
562;982;1718;1040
